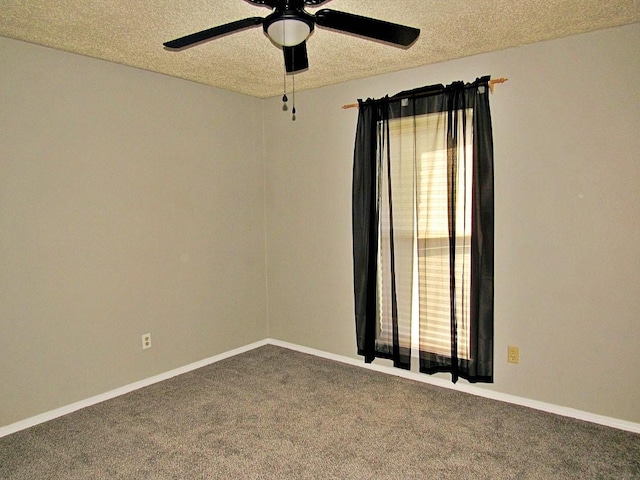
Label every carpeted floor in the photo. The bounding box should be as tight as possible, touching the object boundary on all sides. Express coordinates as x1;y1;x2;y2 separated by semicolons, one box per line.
1;345;639;479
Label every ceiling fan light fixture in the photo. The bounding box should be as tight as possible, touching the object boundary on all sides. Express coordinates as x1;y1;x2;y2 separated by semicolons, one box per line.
267;18;311;47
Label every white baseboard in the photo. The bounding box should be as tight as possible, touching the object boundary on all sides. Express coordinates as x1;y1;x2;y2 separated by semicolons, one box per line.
0;339;269;439
2;337;639;438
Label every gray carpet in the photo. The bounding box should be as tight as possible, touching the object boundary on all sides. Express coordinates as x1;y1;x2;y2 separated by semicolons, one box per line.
1;345;639;479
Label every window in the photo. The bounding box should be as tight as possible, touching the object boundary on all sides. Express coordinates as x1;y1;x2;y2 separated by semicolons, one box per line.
353;77;494;383
378;111;473;364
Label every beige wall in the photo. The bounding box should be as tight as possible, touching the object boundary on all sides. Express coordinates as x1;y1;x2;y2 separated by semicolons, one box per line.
0;38;267;426
2;23;639;429
264;24;640;423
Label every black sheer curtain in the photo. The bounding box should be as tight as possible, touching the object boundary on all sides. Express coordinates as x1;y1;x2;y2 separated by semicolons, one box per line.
352;77;494;383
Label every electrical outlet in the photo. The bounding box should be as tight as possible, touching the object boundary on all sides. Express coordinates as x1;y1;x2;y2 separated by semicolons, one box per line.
507;345;519;364
142;333;151;350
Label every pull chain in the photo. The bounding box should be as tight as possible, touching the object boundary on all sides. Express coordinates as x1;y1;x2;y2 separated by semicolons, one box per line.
282;72;296;121
291;73;296;121
282;71;288;111
287;35;297;121
281;30;297;121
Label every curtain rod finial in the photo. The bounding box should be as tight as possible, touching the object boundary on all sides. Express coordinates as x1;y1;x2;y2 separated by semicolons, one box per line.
489;77;508;94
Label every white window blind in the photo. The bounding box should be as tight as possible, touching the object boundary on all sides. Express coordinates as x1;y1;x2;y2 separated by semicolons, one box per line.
377;110;473;361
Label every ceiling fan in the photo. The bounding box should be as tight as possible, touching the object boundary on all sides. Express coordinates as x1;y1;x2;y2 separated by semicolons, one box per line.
163;0;420;74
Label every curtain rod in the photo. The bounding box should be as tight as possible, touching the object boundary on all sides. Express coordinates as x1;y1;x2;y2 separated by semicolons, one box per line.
341;77;508;110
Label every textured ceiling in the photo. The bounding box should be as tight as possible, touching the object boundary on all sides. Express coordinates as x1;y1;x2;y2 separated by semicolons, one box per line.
2;1;639;98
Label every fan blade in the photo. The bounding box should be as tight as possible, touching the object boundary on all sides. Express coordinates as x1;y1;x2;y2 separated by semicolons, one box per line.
315;9;419;47
283;42;309;73
164;17;264;49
